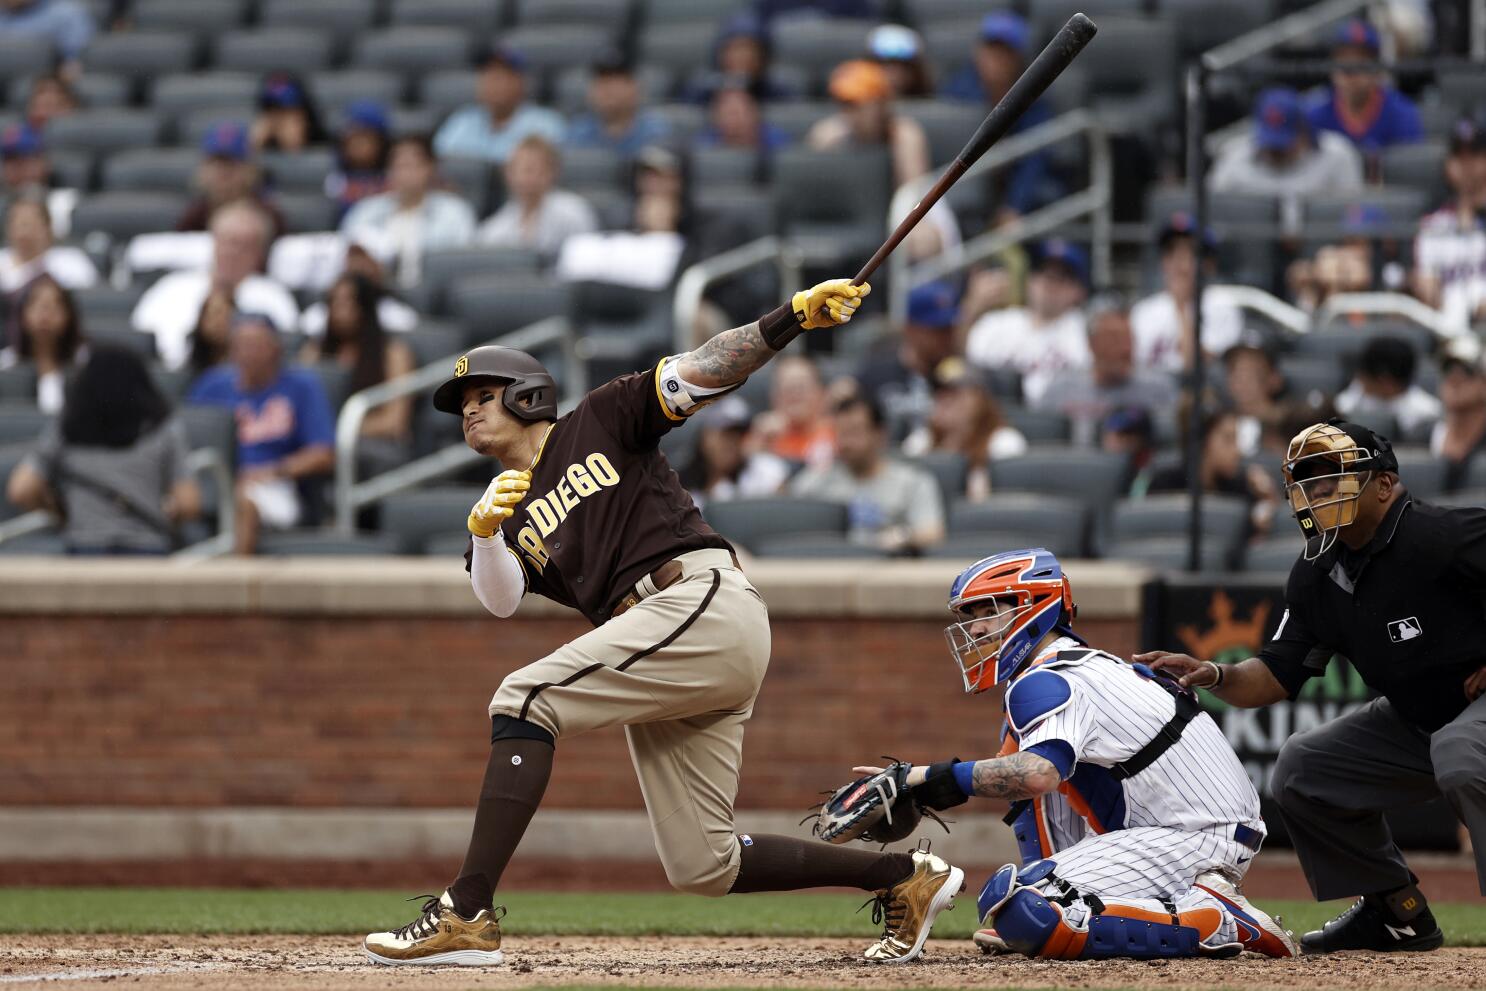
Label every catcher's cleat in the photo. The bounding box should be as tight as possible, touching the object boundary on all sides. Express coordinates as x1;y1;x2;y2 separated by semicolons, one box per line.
1299;896;1443;954
973;927;1010;955
1193;870;1297;958
863;845;965;964
363;890;506;966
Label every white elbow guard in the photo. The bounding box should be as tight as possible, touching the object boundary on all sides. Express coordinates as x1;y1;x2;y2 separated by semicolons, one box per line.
657;355;736;419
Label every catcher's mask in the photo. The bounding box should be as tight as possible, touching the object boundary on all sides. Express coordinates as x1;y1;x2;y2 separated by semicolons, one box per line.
945;548;1076;693
1283;419;1397;561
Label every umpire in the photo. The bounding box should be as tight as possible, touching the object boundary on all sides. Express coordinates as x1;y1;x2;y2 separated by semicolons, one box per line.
1139;419;1486;954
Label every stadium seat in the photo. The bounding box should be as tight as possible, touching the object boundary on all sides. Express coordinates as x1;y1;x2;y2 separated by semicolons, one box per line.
900;100;992;169
902;0;1000;27
100;148;200;193
948;493;1088;549
989;447;1131;513
180;404;237;472
0;530;66;555
511;0;631;31
83;32;198;80
1381;140;1449;202
1162;0;1276;59
500;25;617;75
651;102;705;143
418;70;479;117
175;108;256;148
71;286;145;324
1437;67;1484;115
637;22;718;78
761;102;835;142
692;147;763;187
46;110;165;155
449;272;571;344
384;105;442;139
403;323;468;367
1004;406;1071;444
642;0;736;26
408;246;543;314
353;28;473;74
150;365;193;401
214;30;335;75
752;532;887;559
1106;494;1250;566
1304;189;1429;231
432;156;493;218
306;361;352;409
70;193;190;242
258;529;401;555
1279;355;1349;398
310;70;407;114
0;405;53;448
769;18;876;95
1103;535;1231;572
390;0;507;34
424;530;475;557
379;486;488;554
1058;17;1177;128
85;327;158;359
0;367;36;403
1392;447;1448;498
1033;0;1147;27
904;451;968;508
1241;533;1304;573
772;147;892;262
560;146;626;193
262;150;337;193
570;280;672;372
132;0;251;33
926;528;1084;562
8;72;129;109
0;37;55;80
1291;324;1435;361
704;497;849;553
150;73;260;116
276;193;339;234
259;0;379;34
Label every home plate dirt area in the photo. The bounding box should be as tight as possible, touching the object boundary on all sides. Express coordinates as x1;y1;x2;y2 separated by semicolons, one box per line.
3;936;1484;990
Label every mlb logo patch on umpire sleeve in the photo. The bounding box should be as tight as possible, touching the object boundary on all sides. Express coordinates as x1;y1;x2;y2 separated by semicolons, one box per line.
1388;617;1422;643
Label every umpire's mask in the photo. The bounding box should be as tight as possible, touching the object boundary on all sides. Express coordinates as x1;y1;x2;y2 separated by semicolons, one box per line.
1282;419;1397;561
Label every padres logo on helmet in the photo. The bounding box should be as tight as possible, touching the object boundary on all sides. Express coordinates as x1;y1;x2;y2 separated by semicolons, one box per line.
454;354;469;377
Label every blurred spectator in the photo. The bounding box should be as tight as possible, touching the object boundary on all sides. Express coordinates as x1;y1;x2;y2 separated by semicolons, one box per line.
133;200;300;370
854;279;961;439
1131;213;1243;374
1414;114;1486;329
565;53;671;156
0;274;83;413
250;73;327;155
0;193;96;292
1036;297;1174;446
903;357;1027;501
676;396;789;511
752;354;834;467
1432;346;1486;490
185;290;233;380
1287;204;1398;312
325;101;390;221
476;135;598;257
1304;19;1421;170
1210;88;1363;206
1149;405;1279;539
342;134;476;289
177;122;288;239
695;80;789;152
755;0;875;20
23;72;77;132
6;346;200;555
298;273;415;448
1335;335;1442;438
687;13;793;103
808;60;929;187
0;0;94;79
942;13;1060;222
433;46;564;164
188;312;336;555
297;242;417;337
0;124;77;238
964;240;1090;405
1223;338;1285;458
868;25;934;99
790;392;945;554
1102;406;1158;498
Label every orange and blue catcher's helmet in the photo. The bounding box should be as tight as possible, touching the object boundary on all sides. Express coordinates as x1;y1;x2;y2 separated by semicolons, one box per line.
945;548;1077;693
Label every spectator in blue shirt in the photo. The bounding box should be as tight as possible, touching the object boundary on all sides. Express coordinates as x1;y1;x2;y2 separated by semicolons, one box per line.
433;46;565;164
0;0;94;78
564;53;671;157
941;12;1063;222
694;79;790;152
1305;19;1422;169
188;312;336;555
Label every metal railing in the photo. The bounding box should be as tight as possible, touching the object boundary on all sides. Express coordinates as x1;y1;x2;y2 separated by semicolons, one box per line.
1208;284;1310;335
173;447;236;559
672;237;803;353
1316;292;1468;339
333;316;582;533
0;509;52;546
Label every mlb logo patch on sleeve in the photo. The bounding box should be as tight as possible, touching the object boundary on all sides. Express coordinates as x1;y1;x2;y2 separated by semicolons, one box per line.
1388;617;1422;643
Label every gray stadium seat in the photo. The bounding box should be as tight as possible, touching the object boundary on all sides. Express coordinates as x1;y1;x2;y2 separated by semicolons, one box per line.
1107;494;1250;566
100;148;201;192
45;149;94;193
259;0;379;33
276;193;339;234
0;405;53;447
307;361;352;409
1280;355;1349;398
560;146;626;193
948;493;1088;540
419;70;479;117
921;17;987;79
642;0;735;26
501;25;616;74
1103;535;1231;572
71;286;145;324
926;528;1085;561
638;22;720;78
704;497;849;553
1303;189;1430;231
762;102;835;142
1054;17;1177;127
258;530;400;556
1291;325;1436;361
408;246;543;314
0;367;36;402
150;73;259;116
1437;67;1485;115
180;403;237;470
435;157;493;217
390;0;507;34
83;32;198;80
570;280;671;368
424;530;476;557
262;150;337;193
1162;0;1276;58
989;447;1131;513
0;529;66;555
46;110;165;155
752;532;887;559
1033;0;1147;26
449;273;571;344
84;327;158;359
133;0;251;34
214;30;334;74
899;100;989;169
772;147;892;259
769;18;876;95
310;71;406;116
385;105;442;139
1004;406;1071;444
8;72;129;108
176;108;256;148
353;28;473;74
1241;533;1304;573
380;486;488;554
1392;447;1448;498
149;365;193;401
511;0;630;31
905;451;968;508
0;37;55;79
903;0;1002;25
403;323;468;367
652;102;704;142
692;147;762;187
70;193;189;241
1381;140;1449;202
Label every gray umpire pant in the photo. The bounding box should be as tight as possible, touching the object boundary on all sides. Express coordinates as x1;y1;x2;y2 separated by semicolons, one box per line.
1269;694;1486;899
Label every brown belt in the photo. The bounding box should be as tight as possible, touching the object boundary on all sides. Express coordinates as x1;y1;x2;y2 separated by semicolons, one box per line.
610;551;743;619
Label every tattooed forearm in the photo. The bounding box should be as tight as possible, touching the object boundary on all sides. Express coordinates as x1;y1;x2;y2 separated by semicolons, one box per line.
969;753;1061;800
676;322;774;389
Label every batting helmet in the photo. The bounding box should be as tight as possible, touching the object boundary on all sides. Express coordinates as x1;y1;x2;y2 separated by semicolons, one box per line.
1282;418;1397;561
945;548;1077;693
432;346;557;421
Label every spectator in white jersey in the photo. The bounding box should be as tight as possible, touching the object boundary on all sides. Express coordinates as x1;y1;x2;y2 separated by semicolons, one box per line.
475;135;598;258
1130;213;1242;375
1335;335;1442;439
1414;113;1486;329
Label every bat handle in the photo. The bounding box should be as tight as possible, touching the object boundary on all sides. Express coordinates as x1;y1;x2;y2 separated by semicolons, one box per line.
850;161;968;288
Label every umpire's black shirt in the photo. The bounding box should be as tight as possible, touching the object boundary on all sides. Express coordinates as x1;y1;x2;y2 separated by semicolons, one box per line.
1259;496;1486;731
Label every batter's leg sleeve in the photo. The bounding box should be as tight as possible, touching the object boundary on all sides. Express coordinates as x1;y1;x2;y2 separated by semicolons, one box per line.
1428;693;1486;895
1270;698;1439;900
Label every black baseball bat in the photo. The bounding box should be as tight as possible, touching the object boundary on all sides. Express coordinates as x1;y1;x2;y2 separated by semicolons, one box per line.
852;13;1099;286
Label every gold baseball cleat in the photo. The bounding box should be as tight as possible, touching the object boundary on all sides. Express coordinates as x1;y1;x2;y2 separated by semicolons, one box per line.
863;845;966;963
363;891;506;966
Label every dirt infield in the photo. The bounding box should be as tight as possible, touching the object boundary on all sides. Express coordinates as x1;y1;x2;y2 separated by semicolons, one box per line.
2;935;1482;990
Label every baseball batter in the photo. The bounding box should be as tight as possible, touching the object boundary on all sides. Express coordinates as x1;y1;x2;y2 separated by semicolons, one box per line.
867;548;1297;960
364;279;966;967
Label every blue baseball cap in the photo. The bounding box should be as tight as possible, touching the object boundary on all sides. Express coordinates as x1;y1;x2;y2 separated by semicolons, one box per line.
1159;210;1217;252
1253;88;1304;151
477;44;527;72
907;279;960;329
259;74;306;109
0;123;43;158
341;99;389;136
1035;239;1090;288
201;120;249;160
1333;18;1380;54
980;12;1028;53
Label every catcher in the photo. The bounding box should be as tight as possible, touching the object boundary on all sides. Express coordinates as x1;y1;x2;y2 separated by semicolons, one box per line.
818;548;1297;960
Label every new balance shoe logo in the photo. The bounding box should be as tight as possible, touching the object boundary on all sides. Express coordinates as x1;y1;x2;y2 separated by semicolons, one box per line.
1384;924;1416;940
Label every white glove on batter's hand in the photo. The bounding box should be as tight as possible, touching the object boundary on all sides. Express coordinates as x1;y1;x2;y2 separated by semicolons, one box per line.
468;470;531;538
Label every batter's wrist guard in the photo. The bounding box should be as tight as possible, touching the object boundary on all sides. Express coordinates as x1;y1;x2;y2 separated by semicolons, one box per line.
913;759;971;811
757;301;804;351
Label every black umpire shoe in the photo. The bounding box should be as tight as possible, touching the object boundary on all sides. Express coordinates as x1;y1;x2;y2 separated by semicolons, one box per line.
1300;895;1444;954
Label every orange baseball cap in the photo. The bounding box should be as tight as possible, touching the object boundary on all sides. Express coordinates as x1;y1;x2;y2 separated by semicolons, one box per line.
828;59;891;104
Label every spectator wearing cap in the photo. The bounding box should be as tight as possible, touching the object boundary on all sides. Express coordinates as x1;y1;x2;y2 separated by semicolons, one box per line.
325;101;390;221
1210;87;1363;205
868;24;934;99
1;123;77;238
476;134;598;258
854;279;964;439
341;133;476;288
676;396;790;512
565;54;672;156
1287;203;1398;312
188;311;336;555
433;46;565;164
964;240;1091;405
1222;337;1286;458
23;72;77;133
133;200;300;371
903;356;1027;501
1130;212;1243;374
942;13;1061;223
695;79;790;152
250;73;327;155
1431;343;1486;490
1304;18;1422;169
808;59;930;187
0;193;94;293
1414;113;1486;329
1035;296;1175;447
1335;335;1442;439
177;121;288;240
0;0;94;79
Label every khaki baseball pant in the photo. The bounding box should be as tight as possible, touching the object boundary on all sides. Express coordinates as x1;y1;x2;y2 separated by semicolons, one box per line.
489;549;770;896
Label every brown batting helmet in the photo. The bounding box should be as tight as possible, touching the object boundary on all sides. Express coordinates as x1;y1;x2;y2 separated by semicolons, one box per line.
432;346;557;421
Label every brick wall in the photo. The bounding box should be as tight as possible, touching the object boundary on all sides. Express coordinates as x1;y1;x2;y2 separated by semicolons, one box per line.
2;614;1136;810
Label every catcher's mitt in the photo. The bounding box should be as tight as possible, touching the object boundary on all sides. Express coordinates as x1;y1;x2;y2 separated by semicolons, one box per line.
811;760;949;845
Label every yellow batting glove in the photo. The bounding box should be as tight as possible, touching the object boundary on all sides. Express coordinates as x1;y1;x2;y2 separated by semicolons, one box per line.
791;279;871;330
467;469;531;538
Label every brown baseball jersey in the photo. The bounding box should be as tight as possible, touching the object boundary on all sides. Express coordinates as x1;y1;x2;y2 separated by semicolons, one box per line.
469;356;735;626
